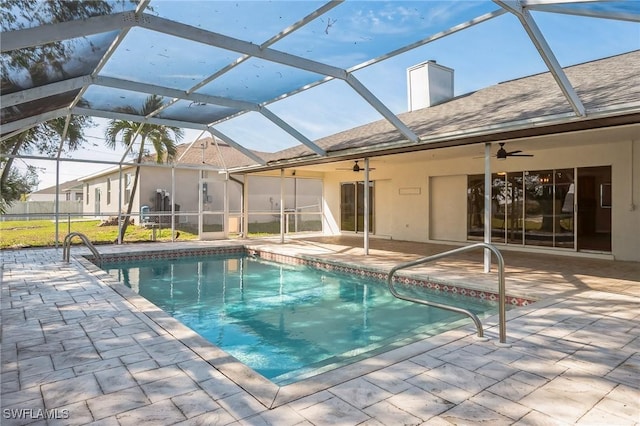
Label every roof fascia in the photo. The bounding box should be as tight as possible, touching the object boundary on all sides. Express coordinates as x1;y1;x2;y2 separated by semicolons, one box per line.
495;0;586;116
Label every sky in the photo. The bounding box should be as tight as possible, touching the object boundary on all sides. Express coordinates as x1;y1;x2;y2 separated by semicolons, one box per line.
15;1;640;192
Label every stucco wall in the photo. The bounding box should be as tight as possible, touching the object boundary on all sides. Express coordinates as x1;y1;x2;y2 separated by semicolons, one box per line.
321;125;640;261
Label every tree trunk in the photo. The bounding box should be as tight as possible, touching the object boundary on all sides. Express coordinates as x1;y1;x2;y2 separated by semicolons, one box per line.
0;138;25;190
118;139;145;243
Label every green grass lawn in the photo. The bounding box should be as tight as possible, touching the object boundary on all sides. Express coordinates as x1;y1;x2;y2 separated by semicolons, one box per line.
0;219;197;249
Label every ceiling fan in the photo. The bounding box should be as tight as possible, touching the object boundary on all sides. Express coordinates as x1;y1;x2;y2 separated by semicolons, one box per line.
496;143;533;160
474;143;534;160
337;160;376;172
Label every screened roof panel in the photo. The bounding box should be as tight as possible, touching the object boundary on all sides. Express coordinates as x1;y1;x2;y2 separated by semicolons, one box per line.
197;57;326;104
1;31;118;94
271;1;500;68
82;85;166;113
1;90;81;124
150;0;327;44
158;99;240;125
97;27;239;91
0;1;136;31
215;111;310;152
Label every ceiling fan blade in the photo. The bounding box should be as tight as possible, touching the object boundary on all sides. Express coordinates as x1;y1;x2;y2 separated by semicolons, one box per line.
506;150;523;155
509;154;534;157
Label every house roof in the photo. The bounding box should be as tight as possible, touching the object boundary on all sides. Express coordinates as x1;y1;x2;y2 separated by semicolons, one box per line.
168;138;271;169
256;50;640;170
76;138;269;181
31;179;83;195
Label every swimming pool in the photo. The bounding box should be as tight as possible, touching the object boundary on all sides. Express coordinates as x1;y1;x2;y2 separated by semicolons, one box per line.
103;253;503;385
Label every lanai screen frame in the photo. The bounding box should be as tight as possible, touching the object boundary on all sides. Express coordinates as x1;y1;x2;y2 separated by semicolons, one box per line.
1;0;639;250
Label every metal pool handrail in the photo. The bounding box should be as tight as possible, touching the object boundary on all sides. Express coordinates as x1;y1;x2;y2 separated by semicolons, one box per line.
62;232;103;267
386;242;507;344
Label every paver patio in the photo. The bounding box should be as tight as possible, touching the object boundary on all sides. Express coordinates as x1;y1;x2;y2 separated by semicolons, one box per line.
1;237;638;425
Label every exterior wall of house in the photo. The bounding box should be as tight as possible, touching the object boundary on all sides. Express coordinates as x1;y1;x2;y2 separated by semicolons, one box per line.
82;175;118;217
322;125;640;261
82;166;242;231
83;167;203;223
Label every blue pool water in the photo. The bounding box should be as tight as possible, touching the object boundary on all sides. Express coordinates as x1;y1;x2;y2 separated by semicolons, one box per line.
104;254;500;384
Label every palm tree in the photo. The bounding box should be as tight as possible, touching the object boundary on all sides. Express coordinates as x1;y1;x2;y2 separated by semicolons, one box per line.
105;95;183;243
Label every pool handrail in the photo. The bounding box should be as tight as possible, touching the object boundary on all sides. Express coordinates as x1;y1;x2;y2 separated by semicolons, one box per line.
62;232;103;267
386;242;506;344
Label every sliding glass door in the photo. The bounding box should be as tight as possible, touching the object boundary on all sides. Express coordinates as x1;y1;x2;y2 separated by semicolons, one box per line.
577;166;611;252
467;166;610;252
340;182;374;233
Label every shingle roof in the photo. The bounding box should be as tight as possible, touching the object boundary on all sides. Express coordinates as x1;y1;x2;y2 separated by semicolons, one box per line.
167;138;270;169
266;50;640;164
32;179;83;194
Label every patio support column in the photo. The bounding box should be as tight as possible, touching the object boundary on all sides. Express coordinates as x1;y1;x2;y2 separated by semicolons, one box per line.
118;165;123;245
484;143;492;273
54;158;60;248
54;115;70;248
171;166;175;242
280;168;285;244
364;158;370;255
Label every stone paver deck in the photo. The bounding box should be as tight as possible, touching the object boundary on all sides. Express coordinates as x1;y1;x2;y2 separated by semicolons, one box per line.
1;237;639;425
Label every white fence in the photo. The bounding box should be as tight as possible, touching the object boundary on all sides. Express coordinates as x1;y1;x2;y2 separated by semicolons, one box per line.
1;201;83;221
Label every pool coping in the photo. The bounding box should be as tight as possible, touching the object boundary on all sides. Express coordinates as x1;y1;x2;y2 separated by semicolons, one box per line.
74;244;540;408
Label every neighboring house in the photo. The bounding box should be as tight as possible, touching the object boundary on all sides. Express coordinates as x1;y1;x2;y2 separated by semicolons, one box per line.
78;141;249;225
28;179;84;202
78;141;323;235
2;179;84;220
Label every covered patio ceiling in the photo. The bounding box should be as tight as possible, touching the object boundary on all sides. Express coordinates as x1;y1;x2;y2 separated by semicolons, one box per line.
2;0;639;172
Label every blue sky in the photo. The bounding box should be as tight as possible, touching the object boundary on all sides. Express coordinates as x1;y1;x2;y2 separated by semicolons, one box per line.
24;1;640;190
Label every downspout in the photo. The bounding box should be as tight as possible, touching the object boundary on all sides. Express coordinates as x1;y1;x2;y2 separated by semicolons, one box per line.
280;168;285;243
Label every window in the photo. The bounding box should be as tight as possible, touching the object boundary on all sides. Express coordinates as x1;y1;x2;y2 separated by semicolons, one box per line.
85;183;89;205
107;178;111;205
125;173;132;203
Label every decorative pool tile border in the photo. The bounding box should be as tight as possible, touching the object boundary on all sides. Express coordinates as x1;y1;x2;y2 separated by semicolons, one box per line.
95;246;245;264
88;245;534;307
247;249;535;307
